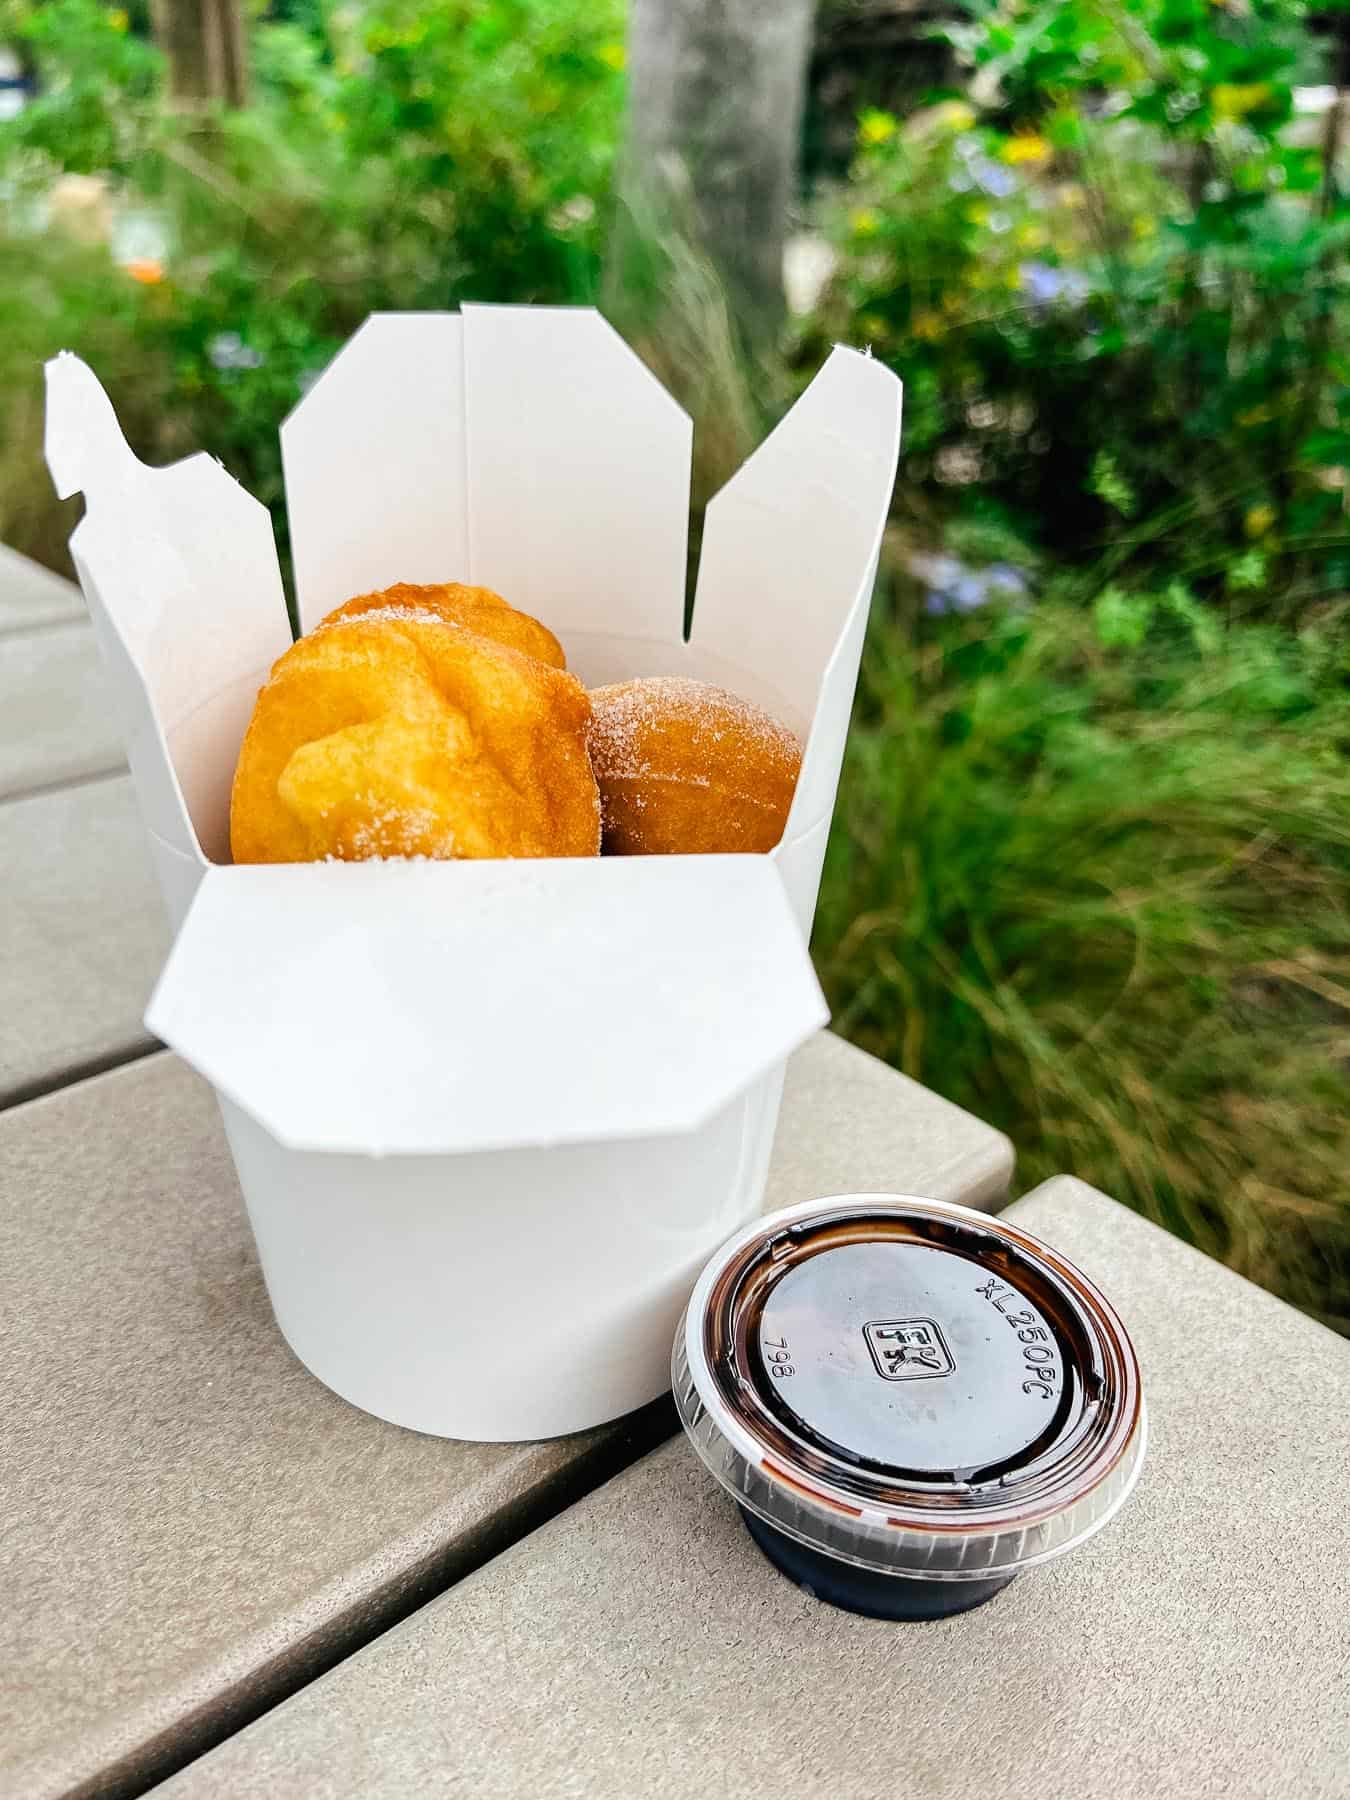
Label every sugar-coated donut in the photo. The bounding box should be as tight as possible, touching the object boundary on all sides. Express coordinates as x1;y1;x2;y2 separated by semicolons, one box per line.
588;677;802;856
231;606;599;864
322;581;566;670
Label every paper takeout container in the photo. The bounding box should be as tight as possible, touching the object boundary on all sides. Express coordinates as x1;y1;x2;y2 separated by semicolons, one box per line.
45;305;901;1441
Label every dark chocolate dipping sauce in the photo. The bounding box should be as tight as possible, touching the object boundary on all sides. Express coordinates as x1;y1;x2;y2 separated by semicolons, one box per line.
674;1195;1146;1621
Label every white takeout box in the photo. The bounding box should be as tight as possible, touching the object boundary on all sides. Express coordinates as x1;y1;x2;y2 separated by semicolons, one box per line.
45;306;901;1441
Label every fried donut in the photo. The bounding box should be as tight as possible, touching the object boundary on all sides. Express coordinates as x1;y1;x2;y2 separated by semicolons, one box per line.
230;608;599;864
587;677;802;856
322;581;566;670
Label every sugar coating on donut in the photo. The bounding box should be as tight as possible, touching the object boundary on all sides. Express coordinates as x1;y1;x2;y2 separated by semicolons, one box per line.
327;604;449;629
231;609;599;864
588;677;802;856
321;582;567;671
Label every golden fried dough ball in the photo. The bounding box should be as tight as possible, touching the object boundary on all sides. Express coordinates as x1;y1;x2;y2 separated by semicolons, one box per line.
231;609;599;864
588;677;802;856
322;582;566;670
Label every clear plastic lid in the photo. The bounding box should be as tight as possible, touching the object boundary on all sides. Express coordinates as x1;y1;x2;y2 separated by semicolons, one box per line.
674;1194;1146;1583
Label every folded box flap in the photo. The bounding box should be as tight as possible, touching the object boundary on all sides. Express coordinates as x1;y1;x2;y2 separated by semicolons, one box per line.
146;856;828;1156
461;304;691;645
44;353;291;864
280;306;692;648
281;314;472;636
690;346;901;839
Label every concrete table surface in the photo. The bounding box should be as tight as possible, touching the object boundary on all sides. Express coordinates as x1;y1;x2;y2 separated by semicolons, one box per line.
0;620;126;800
0;546;84;633
1;1032;1009;1800
160;1179;1350;1800
0;773;166;1107
769;1029;1010;1213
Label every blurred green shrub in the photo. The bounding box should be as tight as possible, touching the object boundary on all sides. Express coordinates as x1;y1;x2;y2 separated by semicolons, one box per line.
818;588;1350;1330
0;0;160;174
816;0;1350;617
0;0;624;573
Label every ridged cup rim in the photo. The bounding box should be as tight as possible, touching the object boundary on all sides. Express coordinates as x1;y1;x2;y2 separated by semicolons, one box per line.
674;1193;1146;1582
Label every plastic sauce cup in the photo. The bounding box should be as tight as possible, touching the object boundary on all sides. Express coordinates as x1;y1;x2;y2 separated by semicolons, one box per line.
674;1194;1146;1621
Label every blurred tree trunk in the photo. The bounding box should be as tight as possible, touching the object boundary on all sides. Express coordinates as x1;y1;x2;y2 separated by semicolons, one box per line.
150;0;248;109
619;0;816;340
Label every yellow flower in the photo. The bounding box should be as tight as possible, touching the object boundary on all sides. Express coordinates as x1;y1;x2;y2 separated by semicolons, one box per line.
1212;83;1272;122
1130;215;1157;239
597;42;625;72
107;8;129;30
1002;133;1050;166
850;208;881;238
934;101;976;133
911;309;943;341
1244;503;1276;538
859;110;897;147
1016;223;1048;250
125;258;164;285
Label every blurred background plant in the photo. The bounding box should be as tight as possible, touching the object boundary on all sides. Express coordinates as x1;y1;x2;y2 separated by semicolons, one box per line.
2;0;1346;1327
816;0;1350;624
0;0;625;569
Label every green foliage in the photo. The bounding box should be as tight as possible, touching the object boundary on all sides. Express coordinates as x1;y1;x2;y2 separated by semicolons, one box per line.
323;0;623;296
0;0;160;173
817;0;1350;616
816;594;1350;1330
806;5;1350;1331
0;0;625;576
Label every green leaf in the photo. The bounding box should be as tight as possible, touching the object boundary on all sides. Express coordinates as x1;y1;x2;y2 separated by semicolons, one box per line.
1089;450;1139;518
1160;583;1222;653
1094;588;1155;649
